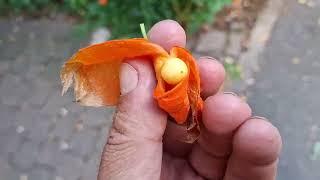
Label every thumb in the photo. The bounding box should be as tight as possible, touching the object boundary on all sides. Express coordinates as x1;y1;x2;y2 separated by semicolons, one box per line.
98;60;167;180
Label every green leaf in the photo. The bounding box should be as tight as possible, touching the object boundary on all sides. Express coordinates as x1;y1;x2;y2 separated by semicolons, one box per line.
311;141;320;161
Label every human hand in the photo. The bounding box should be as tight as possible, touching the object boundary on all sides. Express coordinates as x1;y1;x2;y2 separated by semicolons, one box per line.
98;20;282;180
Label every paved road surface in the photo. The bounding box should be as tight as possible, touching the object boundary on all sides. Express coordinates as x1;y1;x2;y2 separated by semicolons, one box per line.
0;17;114;180
247;0;320;179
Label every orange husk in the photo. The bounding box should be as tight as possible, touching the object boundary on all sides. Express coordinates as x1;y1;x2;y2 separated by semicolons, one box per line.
61;38;168;106
154;47;203;125
60;38;203;142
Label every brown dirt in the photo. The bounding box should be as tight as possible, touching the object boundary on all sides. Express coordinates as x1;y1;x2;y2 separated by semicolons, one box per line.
214;0;268;29
189;0;268;53
213;0;268;50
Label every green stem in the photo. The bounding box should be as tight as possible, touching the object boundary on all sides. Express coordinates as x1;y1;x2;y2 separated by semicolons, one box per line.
140;23;148;39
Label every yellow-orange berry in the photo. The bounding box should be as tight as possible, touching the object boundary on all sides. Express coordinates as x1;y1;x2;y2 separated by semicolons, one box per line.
160;57;188;85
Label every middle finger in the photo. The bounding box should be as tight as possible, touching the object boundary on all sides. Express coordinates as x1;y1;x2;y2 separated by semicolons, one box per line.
163;57;226;157
188;93;252;179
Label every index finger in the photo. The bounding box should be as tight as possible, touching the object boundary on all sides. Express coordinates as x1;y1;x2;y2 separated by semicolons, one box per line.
148;20;192;156
148;20;226;157
148;20;186;51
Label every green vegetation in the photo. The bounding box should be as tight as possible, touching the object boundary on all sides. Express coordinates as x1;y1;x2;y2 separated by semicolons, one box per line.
224;57;243;80
0;0;232;38
0;0;53;12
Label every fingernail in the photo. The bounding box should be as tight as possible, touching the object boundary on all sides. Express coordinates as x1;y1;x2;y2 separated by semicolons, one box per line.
120;63;138;95
249;116;269;121
199;56;219;61
223;92;238;96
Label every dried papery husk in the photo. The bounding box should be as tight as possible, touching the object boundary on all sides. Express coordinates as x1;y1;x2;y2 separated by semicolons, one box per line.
60;38;203;143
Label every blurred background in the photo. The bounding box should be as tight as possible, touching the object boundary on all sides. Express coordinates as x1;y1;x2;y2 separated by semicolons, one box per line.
0;0;319;179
